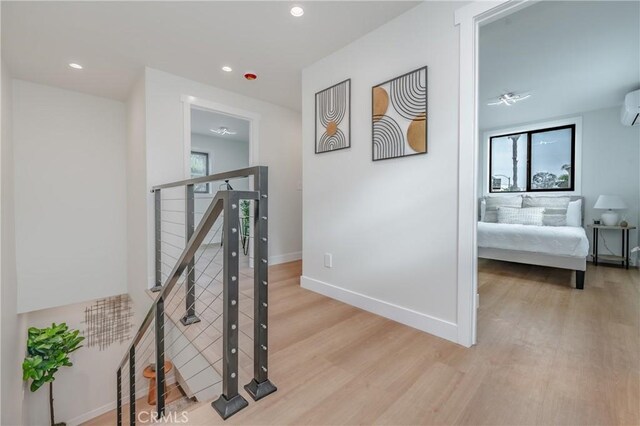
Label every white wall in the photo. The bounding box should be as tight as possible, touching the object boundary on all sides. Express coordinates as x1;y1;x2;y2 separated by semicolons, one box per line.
1;57;28;426
301;2;462;342
191;133;249;176
582;107;639;264
143;67;302;291
479;106;640;265
21;299;129;426
126;74;150;325
12;80;128;313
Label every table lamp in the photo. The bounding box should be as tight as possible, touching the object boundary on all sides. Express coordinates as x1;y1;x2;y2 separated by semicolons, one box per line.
593;195;627;226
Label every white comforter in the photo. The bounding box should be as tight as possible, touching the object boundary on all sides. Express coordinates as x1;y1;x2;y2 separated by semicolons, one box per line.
477;222;589;257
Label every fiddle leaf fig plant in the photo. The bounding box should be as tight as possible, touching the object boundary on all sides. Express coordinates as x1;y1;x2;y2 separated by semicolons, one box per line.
22;323;84;426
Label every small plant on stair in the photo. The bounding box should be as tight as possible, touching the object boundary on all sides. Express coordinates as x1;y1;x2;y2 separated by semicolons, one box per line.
22;323;84;426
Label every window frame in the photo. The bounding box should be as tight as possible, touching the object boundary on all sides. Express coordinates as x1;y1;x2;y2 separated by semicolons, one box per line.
190;151;210;194
488;123;576;193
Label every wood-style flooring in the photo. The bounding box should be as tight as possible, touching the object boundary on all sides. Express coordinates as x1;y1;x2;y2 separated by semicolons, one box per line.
86;259;639;425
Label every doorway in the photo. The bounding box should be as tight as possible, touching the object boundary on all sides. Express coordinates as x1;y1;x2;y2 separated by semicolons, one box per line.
182;97;260;271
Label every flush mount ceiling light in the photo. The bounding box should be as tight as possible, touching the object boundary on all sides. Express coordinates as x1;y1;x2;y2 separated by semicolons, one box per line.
68;63;83;70
221;66;233;72
487;92;531;106
210;127;237;136
290;6;304;17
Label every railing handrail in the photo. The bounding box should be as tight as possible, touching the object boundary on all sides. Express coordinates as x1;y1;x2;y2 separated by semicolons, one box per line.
151;166;261;191
118;189;259;368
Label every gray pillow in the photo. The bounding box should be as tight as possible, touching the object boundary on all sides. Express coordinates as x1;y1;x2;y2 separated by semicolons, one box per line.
482;195;523;223
522;196;570;226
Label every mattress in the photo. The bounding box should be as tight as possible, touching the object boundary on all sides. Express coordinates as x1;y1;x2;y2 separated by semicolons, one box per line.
477;222;589;258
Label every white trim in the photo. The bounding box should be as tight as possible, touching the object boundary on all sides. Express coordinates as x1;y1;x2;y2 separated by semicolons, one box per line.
300;276;458;344
269;251;302;265
66;401;116;426
481;116;583;196
455;0;535;347
181;95;261;265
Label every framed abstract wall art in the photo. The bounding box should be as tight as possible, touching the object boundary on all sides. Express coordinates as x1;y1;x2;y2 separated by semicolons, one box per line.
315;79;351;154
372;66;427;161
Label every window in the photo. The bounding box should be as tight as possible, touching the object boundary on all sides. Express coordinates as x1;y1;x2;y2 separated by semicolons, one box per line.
489;124;575;193
191;151;210;193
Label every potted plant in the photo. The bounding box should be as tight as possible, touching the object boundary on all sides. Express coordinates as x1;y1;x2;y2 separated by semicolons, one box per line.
22;323;84;426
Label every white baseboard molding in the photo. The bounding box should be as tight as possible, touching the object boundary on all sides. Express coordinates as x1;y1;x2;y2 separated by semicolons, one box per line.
300;275;458;344
67;401;116;426
269;251;302;265
66;376;177;425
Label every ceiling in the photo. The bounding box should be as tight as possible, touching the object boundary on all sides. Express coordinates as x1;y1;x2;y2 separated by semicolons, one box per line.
1;1;420;111
479;1;640;130
191;107;250;143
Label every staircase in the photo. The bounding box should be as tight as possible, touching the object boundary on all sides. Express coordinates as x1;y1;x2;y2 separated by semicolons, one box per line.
116;166;276;424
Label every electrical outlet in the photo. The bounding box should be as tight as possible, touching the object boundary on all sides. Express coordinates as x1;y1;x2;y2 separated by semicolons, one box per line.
324;253;333;268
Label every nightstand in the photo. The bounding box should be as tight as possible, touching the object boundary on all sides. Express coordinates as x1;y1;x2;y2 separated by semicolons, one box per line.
587;224;636;269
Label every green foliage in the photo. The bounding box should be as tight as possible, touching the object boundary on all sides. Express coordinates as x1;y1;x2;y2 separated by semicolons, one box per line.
22;323;84;393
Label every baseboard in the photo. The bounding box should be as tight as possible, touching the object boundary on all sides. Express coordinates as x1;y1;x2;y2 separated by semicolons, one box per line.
67;401;116;426
300;275;458;344
66;376;177;425
269;251;302;265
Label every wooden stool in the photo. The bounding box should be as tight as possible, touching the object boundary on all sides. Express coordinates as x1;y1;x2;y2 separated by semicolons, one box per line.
143;361;173;405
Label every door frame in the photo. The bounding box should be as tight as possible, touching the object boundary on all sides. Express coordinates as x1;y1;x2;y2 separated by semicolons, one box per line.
454;0;534;347
181;95;261;266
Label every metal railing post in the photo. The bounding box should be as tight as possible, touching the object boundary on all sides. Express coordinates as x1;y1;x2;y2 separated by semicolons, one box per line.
151;190;162;292
129;347;136;426
212;192;249;419
181;184;200;325
245;166;277;400
155;296;166;418
116;368;122;426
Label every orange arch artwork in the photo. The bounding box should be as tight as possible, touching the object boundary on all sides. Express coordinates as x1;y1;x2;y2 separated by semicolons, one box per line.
315;79;351;154
372;66;427;161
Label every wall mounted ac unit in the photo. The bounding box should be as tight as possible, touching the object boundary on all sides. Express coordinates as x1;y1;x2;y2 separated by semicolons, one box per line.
621;89;640;126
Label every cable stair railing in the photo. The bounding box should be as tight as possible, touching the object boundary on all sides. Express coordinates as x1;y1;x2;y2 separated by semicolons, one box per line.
116;166;276;424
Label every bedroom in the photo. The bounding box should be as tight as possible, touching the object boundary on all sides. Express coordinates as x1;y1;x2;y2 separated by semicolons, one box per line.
476;1;639;332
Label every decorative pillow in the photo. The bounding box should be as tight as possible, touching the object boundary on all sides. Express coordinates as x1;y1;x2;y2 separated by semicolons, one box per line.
482;195;523;223
566;199;582;227
522;196;570;226
497;206;546;226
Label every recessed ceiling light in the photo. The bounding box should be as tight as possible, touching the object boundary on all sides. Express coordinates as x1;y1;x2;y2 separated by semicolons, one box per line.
222;66;233;72
68;63;83;70
244;72;257;81
290;6;304;17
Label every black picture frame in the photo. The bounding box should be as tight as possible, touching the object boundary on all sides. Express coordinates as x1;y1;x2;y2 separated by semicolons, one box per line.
371;66;428;162
315;79;351;154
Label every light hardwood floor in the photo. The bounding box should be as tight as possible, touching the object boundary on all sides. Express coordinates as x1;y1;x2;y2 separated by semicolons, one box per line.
87;259;639;425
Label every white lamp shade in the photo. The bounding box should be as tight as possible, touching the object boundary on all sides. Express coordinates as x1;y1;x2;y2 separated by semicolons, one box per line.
594;195;627;210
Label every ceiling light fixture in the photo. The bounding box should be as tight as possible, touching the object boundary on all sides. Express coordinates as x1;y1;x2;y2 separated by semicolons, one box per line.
290;6;304;17
210;127;237;136
222;66;233;72
244;72;257;81
487;92;531;106
68;63;83;70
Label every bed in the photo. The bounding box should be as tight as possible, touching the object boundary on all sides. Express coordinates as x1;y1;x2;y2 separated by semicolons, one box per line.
478;195;588;289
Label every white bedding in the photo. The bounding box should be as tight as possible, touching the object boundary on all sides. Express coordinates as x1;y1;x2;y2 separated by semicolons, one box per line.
477;222;589;258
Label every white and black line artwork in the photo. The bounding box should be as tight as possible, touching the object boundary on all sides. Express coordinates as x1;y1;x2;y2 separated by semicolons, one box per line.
372;66;427;161
82;294;134;351
315;79;351;154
